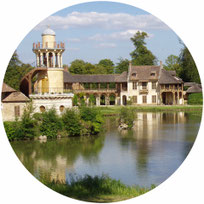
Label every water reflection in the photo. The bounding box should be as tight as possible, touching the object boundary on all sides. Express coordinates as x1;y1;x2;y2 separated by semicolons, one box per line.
11;112;201;187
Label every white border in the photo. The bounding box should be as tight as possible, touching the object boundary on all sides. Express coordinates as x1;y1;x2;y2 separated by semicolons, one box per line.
0;0;204;204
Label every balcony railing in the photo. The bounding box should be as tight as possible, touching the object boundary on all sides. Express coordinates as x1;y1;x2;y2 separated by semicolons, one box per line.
161;86;182;91
33;42;65;50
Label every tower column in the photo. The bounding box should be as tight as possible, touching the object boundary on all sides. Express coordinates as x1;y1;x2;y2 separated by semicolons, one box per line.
52;52;55;67
40;53;43;67
36;54;39;67
57;53;60;68
60;54;63;68
46;52;49;67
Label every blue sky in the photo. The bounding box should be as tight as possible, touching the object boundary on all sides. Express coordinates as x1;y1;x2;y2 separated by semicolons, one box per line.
17;1;183;66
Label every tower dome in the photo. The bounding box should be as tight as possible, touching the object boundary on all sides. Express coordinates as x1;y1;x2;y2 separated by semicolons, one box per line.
42;26;56;36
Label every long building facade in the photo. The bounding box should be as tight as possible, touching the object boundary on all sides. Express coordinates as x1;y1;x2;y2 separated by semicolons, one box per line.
19;27;184;114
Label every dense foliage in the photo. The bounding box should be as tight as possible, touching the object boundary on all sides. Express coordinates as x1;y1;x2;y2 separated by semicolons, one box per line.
119;107;135;128
43;174;155;202
4;51;34;90
4;104;104;140
178;46;200;83
187;93;203;105
130;31;157;65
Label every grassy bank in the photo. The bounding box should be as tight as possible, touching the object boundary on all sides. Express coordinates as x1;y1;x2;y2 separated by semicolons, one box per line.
42;175;155;202
96;105;203;116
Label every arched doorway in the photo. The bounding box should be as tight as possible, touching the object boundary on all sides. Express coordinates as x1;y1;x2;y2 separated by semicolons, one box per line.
40;106;46;112
100;94;106;105
89;94;96;106
122;95;127;105
162;92;173;105
110;94;116;105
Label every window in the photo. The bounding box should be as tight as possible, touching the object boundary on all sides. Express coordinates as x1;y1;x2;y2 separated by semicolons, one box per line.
152;95;156;103
143;95;147;103
142;82;147;90
132;73;137;77
40;106;46;112
133;82;137;90
150;72;156;76
152;82;156;89
133;96;137;103
59;105;65;112
14;106;20;117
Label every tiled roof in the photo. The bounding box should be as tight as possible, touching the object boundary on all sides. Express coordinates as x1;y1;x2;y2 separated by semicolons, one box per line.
2;91;29;102
63;71;127;83
186;84;202;93
2;83;16;93
129;65;160;81
159;69;183;84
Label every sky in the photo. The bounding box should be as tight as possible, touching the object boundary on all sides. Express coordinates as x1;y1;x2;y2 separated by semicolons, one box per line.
16;1;183;66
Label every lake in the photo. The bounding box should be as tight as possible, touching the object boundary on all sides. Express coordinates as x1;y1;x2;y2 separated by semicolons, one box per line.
11;111;201;187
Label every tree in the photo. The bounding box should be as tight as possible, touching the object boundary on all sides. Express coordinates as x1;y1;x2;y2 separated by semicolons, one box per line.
69;59;86;74
164;55;182;76
130;31;157;65
115;58;129;73
4;51;34;90
98;59;114;74
178;46;200;83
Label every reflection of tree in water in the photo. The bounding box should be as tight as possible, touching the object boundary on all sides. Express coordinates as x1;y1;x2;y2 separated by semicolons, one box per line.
11;134;105;182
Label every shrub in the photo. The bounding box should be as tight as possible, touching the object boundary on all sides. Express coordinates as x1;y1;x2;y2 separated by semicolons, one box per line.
40;108;63;138
188;93;203;105
119;107;135;128
62;109;82;136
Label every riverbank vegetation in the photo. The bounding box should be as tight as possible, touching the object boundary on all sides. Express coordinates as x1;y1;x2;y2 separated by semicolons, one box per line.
187;93;203;105
42;174;155;202
4;104;104;141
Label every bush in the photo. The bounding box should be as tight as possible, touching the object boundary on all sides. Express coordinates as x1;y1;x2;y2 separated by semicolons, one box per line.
119;107;135;128
62;109;82;136
40;108;63;138
188;93;203;105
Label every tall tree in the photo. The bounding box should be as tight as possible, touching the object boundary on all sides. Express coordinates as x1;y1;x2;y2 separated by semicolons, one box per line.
164;55;182;76
115;58;129;74
178;46;200;83
4;51;34;90
130;31;157;65
98;59;114;74
69;59;86;74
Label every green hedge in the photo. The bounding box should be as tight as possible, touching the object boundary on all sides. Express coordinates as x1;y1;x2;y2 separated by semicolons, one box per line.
188;93;203;105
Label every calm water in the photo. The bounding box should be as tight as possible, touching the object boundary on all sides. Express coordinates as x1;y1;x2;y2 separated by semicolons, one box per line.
11;112;201;187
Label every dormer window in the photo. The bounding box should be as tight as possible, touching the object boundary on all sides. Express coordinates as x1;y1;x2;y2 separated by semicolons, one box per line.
150;72;156;76
132;73;137;77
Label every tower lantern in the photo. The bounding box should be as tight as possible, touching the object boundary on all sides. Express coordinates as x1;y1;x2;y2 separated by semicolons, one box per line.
33;26;65;68
32;27;65;94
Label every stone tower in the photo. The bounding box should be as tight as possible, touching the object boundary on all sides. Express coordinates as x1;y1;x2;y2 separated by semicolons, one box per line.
32;26;65;94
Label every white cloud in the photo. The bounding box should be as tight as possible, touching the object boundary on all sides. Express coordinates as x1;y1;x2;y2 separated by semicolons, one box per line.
89;30;154;41
96;43;117;48
67;38;81;42
35;11;168;31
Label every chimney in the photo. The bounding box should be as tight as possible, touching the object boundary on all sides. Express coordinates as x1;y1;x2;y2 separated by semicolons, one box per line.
160;61;163;69
64;65;68;72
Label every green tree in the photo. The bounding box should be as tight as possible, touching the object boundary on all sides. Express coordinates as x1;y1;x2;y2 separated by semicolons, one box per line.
178;46;200;83
130;31;157;65
98;59;114;74
84;63;96;74
164;55;182;76
115;58;129;73
69;59;86;74
4;51;34;90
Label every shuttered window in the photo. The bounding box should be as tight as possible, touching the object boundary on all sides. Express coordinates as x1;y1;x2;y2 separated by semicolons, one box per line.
14;106;20;117
152;95;156;103
133;96;137;103
143;95;147;103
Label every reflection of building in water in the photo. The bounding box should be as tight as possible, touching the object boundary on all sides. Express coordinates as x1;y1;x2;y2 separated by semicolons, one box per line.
160;112;186;124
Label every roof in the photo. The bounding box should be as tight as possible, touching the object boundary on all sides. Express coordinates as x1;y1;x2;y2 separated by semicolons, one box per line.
42;27;55;36
2;91;29;102
159;69;183;84
184;82;196;87
186;84;202;93
63;71;127;83
129;65;160;81
2;83;16;93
